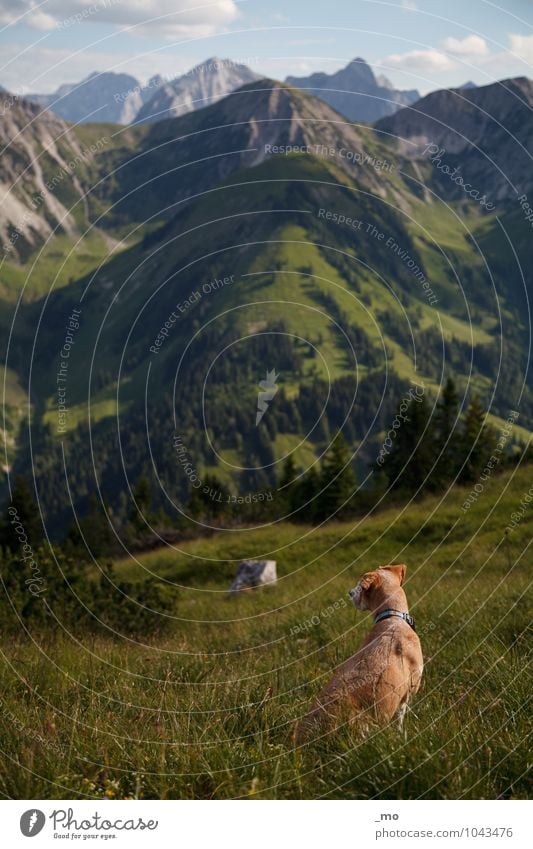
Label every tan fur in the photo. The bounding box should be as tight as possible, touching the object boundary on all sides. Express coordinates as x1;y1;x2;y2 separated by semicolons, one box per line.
294;564;423;743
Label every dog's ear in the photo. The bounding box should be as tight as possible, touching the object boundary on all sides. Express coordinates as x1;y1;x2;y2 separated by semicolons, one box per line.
360;571;382;592
380;564;406;585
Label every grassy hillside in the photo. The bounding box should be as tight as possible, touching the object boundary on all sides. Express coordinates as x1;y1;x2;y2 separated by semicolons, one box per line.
23;151;528;420
3;83;532;516
0;464;530;799
5;148;526;528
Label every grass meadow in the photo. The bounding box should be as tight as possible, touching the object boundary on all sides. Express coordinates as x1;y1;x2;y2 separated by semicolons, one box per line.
0;465;531;799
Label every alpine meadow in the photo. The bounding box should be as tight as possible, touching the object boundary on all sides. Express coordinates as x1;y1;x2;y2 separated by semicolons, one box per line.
0;1;531;822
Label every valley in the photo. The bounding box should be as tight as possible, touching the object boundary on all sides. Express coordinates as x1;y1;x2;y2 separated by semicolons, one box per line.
0;75;531;534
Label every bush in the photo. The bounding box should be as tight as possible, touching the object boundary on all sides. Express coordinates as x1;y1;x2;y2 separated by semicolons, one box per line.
0;546;177;636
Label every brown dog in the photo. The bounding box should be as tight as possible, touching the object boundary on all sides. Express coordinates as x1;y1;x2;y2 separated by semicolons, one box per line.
294;565;423;743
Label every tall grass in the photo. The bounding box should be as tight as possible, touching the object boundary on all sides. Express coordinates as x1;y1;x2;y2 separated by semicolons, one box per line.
0;466;531;799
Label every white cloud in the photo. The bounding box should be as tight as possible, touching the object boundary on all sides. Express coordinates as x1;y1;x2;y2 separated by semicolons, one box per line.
286;37;336;47
383;49;456;73
26;10;57;31
384;35;490;76
442;35;489;57
401;1;417;11
0;0;55;29
0;43;200;93
0;0;240;38
380;30;533;93
281;60;313;76
508;33;533;64
382;34;493;80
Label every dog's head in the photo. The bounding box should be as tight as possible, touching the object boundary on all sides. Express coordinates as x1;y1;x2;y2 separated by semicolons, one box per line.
348;564;406;611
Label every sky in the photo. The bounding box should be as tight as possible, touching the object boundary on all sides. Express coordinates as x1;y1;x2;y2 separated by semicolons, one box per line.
0;0;532;95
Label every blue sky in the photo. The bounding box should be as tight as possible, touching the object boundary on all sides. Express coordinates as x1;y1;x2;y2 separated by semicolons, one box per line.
0;0;532;95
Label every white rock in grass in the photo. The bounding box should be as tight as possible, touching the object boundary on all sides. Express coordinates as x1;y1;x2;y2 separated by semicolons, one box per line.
229;560;277;593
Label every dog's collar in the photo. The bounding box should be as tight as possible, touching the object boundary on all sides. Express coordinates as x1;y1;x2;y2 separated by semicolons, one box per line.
374;608;416;631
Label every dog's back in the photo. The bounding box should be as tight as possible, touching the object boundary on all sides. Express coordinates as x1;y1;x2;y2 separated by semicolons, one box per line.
294;565;423;743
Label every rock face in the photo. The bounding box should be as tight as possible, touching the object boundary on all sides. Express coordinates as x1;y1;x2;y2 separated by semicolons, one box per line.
28;71;158;124
375;76;533;202
0;95;94;259
286;58;419;123
102;79;396;222
135;58;260;124
229;560;277;593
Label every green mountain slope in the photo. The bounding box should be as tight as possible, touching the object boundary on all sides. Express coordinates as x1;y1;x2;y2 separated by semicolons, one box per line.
2;80;531;525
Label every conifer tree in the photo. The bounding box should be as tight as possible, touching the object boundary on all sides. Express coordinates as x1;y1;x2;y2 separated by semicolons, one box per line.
433;377;461;488
314;435;356;521
295;464;321;520
66;494;116;558
380;393;435;494
192;474;227;521
129;476;152;533
458;395;495;483
278;454;299;515
1;475;42;550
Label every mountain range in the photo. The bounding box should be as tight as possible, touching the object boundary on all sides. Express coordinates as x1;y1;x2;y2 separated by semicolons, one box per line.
1;74;531;529
23;57;419;127
376;76;533;203
134;58;260;124
28;71;162;125
0;96;91;259
286;57;420;123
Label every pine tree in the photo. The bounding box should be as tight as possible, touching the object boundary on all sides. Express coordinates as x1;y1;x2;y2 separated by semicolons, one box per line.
66;495;116;558
1;475;43;550
279;455;297;489
458;395;495;483
433;377;461;488
187;474;228;521
278;455;299;514
129;476;152;533
293;465;321;520
380;393;435;495
314;435;356;522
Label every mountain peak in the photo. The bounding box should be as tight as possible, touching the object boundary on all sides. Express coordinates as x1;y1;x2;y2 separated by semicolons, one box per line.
0;95;91;258
286;57;419;123
347;56;376;81
27;70;145;124
375;76;533;202
181;57;254;79
133;74;390;210
136;57;260;124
